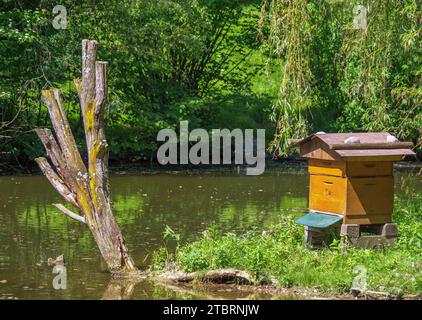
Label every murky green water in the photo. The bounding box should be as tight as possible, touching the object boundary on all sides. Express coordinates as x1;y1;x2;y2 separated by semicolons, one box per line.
0;167;420;299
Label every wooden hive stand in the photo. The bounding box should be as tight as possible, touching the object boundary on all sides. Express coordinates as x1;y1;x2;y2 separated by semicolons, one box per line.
292;132;415;248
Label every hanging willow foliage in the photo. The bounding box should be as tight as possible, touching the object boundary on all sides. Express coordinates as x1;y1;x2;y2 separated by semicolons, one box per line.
338;0;421;143
260;0;313;158
339;1;396;131
261;0;421;157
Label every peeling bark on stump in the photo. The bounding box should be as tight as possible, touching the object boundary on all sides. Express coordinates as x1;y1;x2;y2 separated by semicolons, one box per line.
35;40;136;273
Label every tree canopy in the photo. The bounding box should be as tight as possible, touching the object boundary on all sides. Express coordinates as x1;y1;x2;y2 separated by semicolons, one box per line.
0;0;420;171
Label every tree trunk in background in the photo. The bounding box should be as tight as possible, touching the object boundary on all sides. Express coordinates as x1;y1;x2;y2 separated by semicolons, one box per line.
35;40;137;273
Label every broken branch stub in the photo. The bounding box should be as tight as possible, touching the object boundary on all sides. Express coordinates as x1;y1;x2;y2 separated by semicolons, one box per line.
35;39;137;273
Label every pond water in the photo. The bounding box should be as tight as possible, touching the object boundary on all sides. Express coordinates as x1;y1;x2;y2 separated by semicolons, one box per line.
0;167;420;299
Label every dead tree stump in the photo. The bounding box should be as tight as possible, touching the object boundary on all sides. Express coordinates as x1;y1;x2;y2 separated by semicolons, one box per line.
35;40;137;273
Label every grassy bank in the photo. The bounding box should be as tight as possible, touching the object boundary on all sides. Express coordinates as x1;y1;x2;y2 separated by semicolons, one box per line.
151;194;422;296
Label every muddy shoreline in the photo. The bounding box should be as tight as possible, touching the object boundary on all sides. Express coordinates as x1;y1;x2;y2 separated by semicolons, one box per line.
154;281;421;300
102;270;421;300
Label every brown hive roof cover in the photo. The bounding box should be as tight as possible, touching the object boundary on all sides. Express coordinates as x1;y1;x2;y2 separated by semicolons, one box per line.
292;132;415;160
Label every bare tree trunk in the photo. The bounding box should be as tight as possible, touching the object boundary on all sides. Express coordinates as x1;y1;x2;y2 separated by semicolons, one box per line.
35;40;137;273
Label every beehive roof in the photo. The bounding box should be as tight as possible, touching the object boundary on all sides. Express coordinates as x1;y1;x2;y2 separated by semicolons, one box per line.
292;132;415;160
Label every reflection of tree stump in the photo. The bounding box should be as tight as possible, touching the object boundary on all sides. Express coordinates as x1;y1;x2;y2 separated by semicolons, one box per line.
154;281;231;300
102;279;140;300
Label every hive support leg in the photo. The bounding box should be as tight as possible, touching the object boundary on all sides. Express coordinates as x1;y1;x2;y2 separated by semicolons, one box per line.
341;223;397;248
304;226;323;247
304;226;340;248
381;223;398;238
340;224;360;246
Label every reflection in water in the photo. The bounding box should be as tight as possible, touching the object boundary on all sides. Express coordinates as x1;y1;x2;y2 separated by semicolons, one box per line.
0;169;420;299
101;278;285;300
102;278;140;300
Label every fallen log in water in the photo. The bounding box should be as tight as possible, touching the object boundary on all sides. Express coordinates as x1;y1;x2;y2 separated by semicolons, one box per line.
157;268;254;285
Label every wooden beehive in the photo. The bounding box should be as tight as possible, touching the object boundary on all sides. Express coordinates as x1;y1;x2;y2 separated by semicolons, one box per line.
292;132;415;225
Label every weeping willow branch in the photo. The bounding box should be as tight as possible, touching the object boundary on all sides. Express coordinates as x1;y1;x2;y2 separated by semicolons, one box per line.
261;0;313;158
340;1;393;131
339;0;421;143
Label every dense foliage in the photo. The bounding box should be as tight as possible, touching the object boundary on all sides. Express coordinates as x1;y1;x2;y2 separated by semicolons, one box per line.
0;0;270;170
262;0;421;157
0;0;420;170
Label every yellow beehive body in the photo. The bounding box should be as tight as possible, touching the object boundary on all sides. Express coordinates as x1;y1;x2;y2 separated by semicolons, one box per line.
308;159;393;224
292;132;415;225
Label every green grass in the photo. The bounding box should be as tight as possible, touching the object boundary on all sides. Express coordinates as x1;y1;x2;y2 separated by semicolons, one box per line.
151;194;422;296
